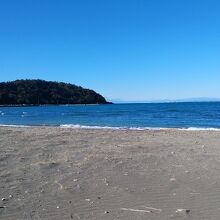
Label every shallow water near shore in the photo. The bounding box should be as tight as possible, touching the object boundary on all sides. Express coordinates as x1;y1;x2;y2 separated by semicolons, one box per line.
1;102;220;129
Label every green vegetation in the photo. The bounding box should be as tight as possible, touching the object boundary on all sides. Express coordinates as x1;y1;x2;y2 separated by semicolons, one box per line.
0;79;110;105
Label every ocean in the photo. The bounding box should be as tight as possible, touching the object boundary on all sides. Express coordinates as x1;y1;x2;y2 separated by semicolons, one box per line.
1;102;220;130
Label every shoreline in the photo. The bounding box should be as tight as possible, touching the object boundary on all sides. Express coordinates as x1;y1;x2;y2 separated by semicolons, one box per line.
0;103;112;107
1;124;220;131
1;101;220;107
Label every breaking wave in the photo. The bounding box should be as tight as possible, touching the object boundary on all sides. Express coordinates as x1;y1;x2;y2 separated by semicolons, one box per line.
0;124;220;131
59;124;220;131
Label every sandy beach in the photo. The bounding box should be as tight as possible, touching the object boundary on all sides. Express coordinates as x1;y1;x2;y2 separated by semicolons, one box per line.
1;127;220;219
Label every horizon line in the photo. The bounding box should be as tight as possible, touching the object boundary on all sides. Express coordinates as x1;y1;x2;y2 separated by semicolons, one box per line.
109;98;220;104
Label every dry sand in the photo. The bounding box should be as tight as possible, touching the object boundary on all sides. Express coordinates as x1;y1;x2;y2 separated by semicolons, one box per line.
1;127;220;220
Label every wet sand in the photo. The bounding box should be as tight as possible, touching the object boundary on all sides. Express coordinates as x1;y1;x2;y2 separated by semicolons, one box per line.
1;127;220;220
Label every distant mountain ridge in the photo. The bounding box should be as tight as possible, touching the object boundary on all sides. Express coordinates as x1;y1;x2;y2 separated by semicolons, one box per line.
0;79;109;105
110;98;220;103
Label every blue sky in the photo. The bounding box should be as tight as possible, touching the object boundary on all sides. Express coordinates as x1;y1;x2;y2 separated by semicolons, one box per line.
0;0;220;101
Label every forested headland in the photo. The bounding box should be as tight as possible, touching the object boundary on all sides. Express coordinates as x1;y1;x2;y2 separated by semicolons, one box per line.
0;79;110;105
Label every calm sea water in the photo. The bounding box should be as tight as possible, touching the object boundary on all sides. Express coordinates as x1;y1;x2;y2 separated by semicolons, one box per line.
1;102;220;130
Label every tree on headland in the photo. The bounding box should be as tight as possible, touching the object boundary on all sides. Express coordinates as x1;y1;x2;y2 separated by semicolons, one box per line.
0;79;110;105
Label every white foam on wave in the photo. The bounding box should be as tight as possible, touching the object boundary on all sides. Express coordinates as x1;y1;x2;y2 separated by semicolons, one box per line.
182;127;220;131
1;124;220;131
0;124;30;128
60;124;169;131
60;124;125;130
60;124;220;131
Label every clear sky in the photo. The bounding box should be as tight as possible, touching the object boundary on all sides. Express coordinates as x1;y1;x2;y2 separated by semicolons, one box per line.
0;0;220;101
